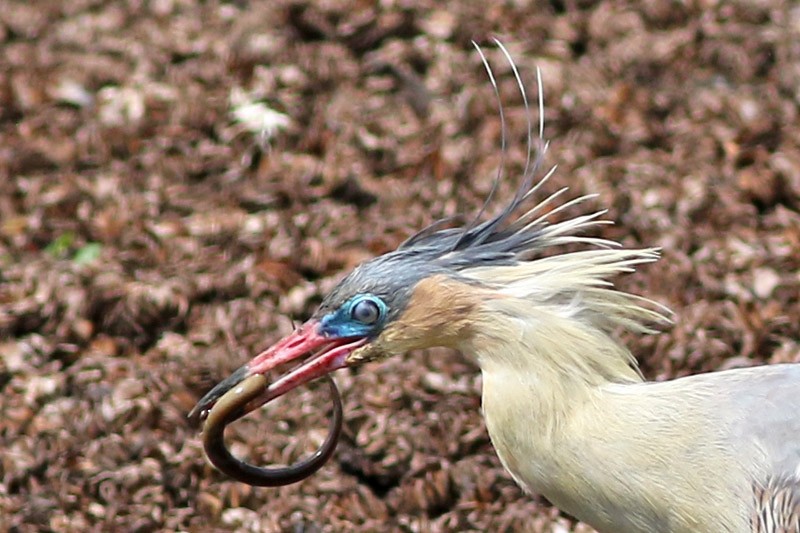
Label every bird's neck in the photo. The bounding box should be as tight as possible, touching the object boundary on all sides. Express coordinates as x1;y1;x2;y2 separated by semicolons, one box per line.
466;296;643;394
460;296;647;515
459;295;643;457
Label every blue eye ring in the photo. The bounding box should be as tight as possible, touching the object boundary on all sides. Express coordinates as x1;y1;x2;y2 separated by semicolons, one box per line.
350;296;383;325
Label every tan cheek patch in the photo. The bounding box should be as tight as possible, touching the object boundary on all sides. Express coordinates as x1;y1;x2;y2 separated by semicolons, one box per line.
380;275;485;349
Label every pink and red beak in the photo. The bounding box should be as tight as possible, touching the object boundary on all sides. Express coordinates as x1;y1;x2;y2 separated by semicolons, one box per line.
190;320;367;421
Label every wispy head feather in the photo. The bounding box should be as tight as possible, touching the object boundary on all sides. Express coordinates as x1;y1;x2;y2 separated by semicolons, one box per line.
397;41;613;273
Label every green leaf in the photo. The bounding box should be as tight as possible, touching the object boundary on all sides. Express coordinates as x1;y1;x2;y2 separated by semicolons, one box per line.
73;242;102;265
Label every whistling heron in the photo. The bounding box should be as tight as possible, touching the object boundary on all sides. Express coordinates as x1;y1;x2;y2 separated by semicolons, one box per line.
191;43;800;532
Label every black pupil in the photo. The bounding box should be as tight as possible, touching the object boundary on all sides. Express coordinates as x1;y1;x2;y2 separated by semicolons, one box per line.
353;299;379;324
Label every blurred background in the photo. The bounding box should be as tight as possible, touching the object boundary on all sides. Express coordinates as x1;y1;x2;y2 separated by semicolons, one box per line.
2;1;799;531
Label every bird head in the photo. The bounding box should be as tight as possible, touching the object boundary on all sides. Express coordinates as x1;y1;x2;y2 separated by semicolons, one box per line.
312;251;489;364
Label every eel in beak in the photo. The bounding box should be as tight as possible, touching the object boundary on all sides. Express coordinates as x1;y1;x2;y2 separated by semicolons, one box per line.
189;320;368;486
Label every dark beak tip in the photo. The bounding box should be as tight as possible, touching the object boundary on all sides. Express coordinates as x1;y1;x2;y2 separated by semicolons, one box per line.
189;365;253;421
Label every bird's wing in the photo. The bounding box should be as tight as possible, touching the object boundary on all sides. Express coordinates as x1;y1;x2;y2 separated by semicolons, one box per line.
719;364;800;478
708;364;800;531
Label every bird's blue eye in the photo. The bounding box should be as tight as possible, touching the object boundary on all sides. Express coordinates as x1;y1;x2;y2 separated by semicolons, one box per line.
351;297;381;325
318;294;386;338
